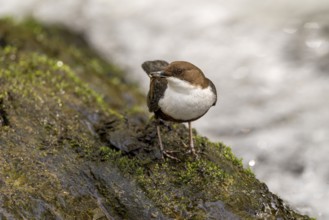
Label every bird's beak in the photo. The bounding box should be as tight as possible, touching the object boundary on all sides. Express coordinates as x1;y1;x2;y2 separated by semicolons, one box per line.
149;70;166;78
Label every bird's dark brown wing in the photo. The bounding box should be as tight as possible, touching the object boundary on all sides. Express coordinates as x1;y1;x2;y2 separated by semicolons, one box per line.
142;60;169;76
147;78;167;112
142;60;169;112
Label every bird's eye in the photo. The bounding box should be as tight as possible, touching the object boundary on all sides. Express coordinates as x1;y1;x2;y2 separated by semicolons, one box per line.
175;68;183;75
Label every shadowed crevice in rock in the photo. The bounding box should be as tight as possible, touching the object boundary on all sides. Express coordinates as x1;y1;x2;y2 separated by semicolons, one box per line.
0;34;7;48
0;98;10;127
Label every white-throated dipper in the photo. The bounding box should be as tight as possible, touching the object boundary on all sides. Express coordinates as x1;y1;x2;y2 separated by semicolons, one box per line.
142;60;217;158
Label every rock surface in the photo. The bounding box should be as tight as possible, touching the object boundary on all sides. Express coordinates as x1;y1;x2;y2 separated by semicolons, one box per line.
0;19;312;219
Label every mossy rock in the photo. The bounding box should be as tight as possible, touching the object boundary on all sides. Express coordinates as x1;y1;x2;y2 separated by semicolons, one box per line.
0;18;312;219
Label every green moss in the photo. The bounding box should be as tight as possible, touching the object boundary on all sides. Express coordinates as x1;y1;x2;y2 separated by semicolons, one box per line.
0;18;141;218
0;18;312;220
127;156;230;218
0;18;144;112
92;118;309;219
93;124;309;219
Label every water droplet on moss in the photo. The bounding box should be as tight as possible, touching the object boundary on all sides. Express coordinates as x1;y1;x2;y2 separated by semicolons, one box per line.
249;160;256;167
56;60;63;67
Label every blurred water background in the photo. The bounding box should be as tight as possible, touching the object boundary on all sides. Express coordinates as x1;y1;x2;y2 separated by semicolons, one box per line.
1;0;328;219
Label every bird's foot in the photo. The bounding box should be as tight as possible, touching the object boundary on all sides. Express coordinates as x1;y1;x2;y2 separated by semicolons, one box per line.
181;141;199;159
162;150;180;161
189;150;199;160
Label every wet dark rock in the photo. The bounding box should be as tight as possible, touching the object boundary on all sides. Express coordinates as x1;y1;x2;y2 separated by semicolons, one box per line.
198;201;240;220
106;129;143;153
0;18;313;220
95;117;146;153
88;164;169;220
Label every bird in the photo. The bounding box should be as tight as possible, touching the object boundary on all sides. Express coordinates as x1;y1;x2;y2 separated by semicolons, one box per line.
142;60;217;158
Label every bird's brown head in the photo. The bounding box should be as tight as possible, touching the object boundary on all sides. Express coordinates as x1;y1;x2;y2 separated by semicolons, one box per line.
151;61;208;88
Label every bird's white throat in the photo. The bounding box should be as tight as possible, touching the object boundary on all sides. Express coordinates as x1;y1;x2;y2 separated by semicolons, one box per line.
158;77;216;121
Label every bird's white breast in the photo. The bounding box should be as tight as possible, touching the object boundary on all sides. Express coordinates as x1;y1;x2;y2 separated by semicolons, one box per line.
158;77;216;121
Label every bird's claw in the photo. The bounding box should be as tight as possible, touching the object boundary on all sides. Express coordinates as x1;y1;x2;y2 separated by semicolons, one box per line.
181;141;199;159
162;150;180;161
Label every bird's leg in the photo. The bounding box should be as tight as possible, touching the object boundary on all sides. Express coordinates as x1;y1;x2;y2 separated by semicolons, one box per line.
188;121;196;155
156;120;180;161
156;123;164;153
